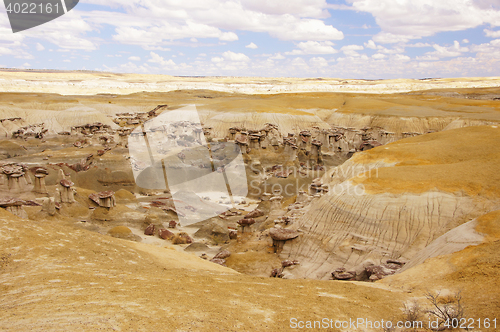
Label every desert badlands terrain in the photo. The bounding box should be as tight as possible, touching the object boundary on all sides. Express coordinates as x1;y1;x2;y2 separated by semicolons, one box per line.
0;70;499;331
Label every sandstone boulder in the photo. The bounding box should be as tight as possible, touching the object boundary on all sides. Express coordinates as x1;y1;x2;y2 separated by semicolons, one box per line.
331;268;356;281
158;228;174;240
213;249;231;260
144;224;156;236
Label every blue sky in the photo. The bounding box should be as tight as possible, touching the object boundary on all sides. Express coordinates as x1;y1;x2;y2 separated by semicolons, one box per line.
1;0;500;78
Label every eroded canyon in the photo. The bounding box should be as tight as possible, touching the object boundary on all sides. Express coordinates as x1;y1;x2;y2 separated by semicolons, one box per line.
0;71;499;331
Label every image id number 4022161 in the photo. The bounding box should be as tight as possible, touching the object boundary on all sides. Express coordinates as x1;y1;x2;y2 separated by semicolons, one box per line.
4;0;79;33
447;318;497;330
6;1;62;14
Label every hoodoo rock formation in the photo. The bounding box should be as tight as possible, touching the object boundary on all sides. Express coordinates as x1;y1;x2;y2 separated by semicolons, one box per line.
89;191;116;208
31;167;49;194
58;179;75;204
269;227;300;253
0;197;29;218
281;126;500;280
0;162;32;193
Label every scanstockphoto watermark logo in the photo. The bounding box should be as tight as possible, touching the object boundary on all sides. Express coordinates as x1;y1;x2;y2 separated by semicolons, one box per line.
248;163;377;197
128;105;248;227
3;0;79;33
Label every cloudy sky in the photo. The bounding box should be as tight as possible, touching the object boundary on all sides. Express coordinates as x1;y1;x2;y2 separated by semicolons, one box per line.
1;0;500;78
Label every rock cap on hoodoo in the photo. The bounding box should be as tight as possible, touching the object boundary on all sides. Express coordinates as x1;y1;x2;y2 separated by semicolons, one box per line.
31;167;49;176
97;191;115;198
60;179;74;188
269;228;300;241
0;197;25;207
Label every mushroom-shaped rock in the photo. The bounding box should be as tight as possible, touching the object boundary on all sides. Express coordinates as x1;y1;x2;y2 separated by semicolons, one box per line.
237;218;256;233
0;198;28;219
235;133;248;146
97;191;116;208
31;167;49;194
60;179;74;188
269;228;300;253
311;140;322;146
58;179;75;203
2;164;24;176
31;167;49;175
89;191;116;208
1;163;31;192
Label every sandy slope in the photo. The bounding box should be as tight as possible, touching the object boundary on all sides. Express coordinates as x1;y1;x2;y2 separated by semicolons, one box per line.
283;126;500;282
381;210;500;320
0;209;405;331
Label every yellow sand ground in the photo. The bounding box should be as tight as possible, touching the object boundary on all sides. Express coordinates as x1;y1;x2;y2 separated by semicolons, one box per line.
352;125;500;198
0;208;406;331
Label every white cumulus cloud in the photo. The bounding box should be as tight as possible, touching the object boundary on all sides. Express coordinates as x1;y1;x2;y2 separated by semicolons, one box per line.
82;0;343;46
340;44;364;57
349;0;500;43
484;29;500;38
246;42;258;49
148;52;176;68
286;41;338;55
309;56;329;67
364;40;376;49
426;41;469;58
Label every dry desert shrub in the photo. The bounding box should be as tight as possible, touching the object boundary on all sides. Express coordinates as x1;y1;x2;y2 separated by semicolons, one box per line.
403;300;422;331
425;290;466;330
392;290;466;332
